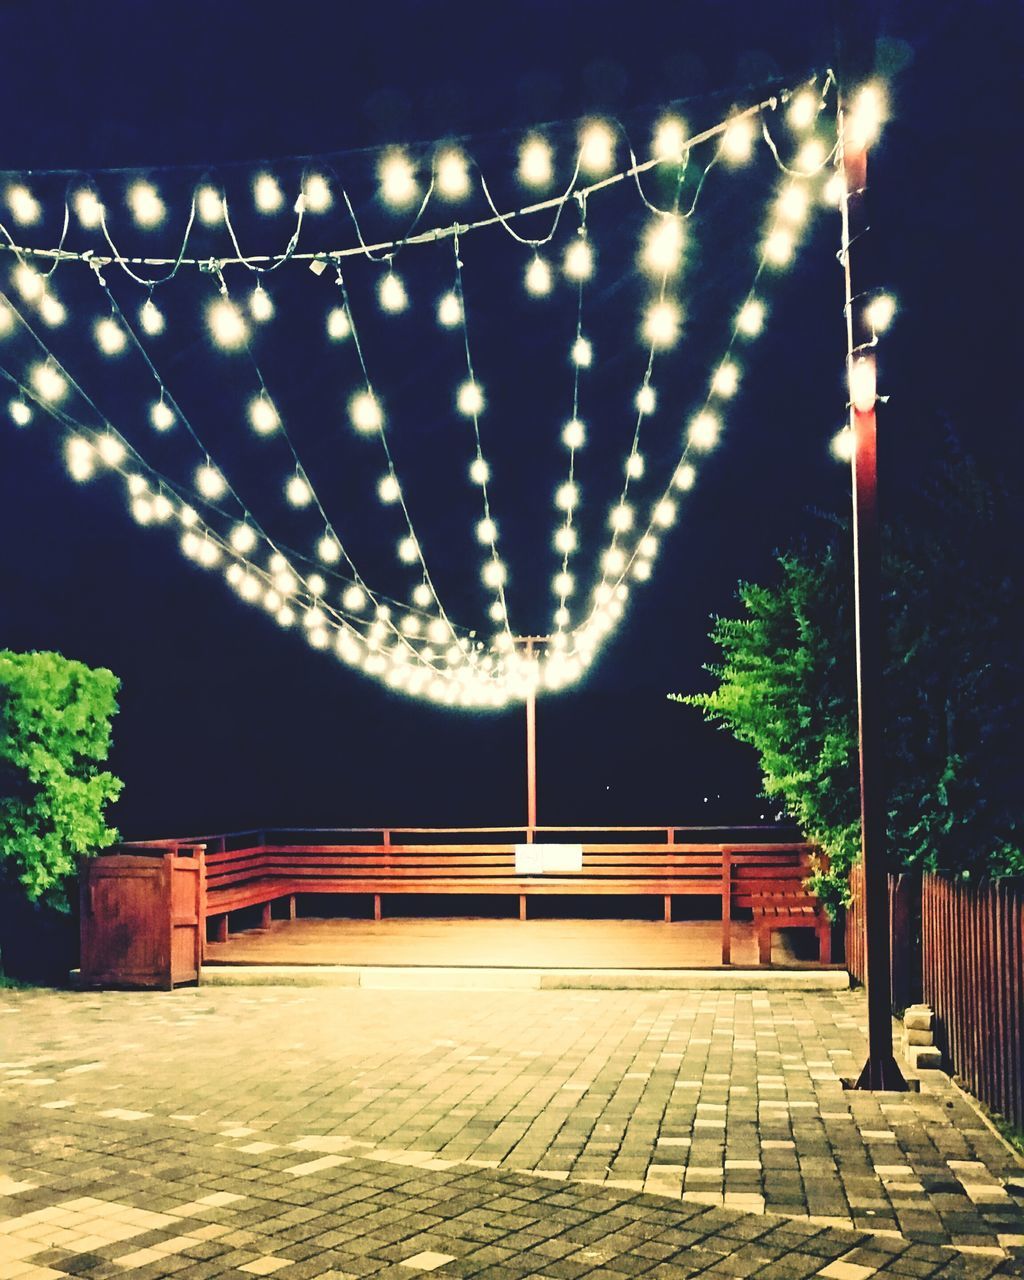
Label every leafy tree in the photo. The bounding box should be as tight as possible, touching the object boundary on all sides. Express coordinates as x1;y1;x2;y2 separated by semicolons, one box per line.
0;651;122;911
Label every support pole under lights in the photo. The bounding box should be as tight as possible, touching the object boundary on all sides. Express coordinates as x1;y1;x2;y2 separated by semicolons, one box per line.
514;636;549;839
838;83;907;1091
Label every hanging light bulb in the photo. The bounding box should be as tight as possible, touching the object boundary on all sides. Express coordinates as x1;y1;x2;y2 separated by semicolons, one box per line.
131;495;154;525
378;473;401;504
94;317;127;356
74;188;104;228
326;307;350;341
249;284;274;322
469;457;489;485
711;360;740;398
763;228;795;267
39;292;66;327
9;399;32;426
398;535;420;564
150;399;175;431
343;584;367;612
457;380;484;416
642;299;681;349
482;558;507;588
864;293;896;332
140;297;165;335
349;390;384;434
437;291;462;328
652;115;687;162
286;475;313;507
688;410;720;451
435;148;471;200
736;298;766;337
196;185;223;224
578;119;616;175
562;418;586;450
253;172;284;213
317;534;341;564
248;394;279;435
30;363;67;403
787;89;818;131
721;116;755;165
207;297;248;350
555;481;578;511
602;546;627;575
625;452;644;479
554;525;577;554
195;463;226;498
553;571;574;597
378;148;419;209
5;184;40;225
652;498;677;528
563;238;594;281
609;503;634;533
412;582;433;608
674;463;696;490
401;613;423;637
302;173;332;212
525;255;553;297
633;559;652;582
230;523;257;553
378;272;408;313
637;534;659;558
776;183;811;225
518;134;554;188
571;336;593;367
13;262;43;302
127;180;165;227
476;517;497;545
95;434;126;466
65;436;95;482
307;573;326;596
640;216;685;277
636;385;656;415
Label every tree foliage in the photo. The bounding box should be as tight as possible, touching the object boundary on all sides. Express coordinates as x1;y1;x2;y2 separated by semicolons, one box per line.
0;651;123;910
676;459;1023;914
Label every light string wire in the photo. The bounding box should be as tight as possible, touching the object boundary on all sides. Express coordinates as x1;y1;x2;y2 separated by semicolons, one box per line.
222;192;305;276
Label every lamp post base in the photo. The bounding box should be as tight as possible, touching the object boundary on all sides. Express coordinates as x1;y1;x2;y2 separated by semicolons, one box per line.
850;1055;910;1091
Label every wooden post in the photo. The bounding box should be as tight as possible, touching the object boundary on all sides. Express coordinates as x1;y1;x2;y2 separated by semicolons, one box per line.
287;894;297;921
260;901;272;929
720;848;732;965
525;639;537;833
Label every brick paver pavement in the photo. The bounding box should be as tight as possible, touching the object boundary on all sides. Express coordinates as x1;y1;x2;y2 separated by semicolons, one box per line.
2;985;1022;1278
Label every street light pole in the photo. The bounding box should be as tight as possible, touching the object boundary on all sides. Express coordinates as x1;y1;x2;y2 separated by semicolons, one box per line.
514;636;549;840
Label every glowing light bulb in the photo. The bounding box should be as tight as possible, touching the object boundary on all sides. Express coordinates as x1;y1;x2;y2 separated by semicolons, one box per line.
230;523;256;553
140;298;164;335
625;452;644;479
865;293;896;332
74;188;104;228
131;496;154;525
796;139;827;171
9;399;32;426
831;426;855;462
518;134;553;188
326;307;350;341
763;228;795;267
398;536;419;564
653;498;677;528
65;437;95;482
378;148;419;209
722;116;755;165
787;90;818;131
303;173;332;212
652;115;687;162
150;399;175;431
437;291;462;328
635;385;656;415
254;172;284;213
179;505;198;527
6;183;41;225
428;618;448;645
337;630;362;661
436;148;470;200
96;434;126;466
127;474;147;497
674;463;696;490
401;613;422;637
197;539;221;567
248;394;279;435
563;238;594;281
572;335;594;367
711;361;740;398
849;358;876;412
207;297;248;350
30;363;66;403
277;605;295;628
469;457;489;485
94;317;126;356
249;285;274;322
196;185;223;224
39;293;66;327
602;547;627;576
343;584;366;612
609;502;634;533
315;535;340;565
489;601;506;623
303;605;326;629
412;582;433;608
127;180;165;227
822;172;844;206
0;300;11;335
457;380;484;416
643;299;681;348
195;463;226;498
524;255;553;297
554;525;577;554
638;534;659;558
776;183;811;226
554;606;570;627
286;475;312;507
349;390;384;434
847;82;887;150
273;569;297;596
640;216;685;277
562;418;586;450
633;559;652;582
307;573;326;596
378;272;408;313
689;410;720;451
378;473;401;504
594;583;613;606
476;517;497;545
555;481;579;511
309;629;329;650
578;119;615;175
13;263;43;302
736;298;765;337
482;559;506;588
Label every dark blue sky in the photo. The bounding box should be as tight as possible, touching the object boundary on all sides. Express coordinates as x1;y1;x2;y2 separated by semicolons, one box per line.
0;0;1018;837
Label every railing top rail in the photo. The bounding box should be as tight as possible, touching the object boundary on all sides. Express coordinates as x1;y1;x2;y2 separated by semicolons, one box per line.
143;823;800;843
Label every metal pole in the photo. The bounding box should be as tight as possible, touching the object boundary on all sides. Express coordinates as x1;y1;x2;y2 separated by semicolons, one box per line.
838;97;907;1092
525;638;537;834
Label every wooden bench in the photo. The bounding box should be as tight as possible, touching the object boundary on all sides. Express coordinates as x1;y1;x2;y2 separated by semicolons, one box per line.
749;881;832;965
192;830;829;965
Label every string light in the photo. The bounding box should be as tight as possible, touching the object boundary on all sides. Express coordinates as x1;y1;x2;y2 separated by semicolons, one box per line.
349;390;383;434
9;399;32;426
525;255;553;296
555;481;578;511
578;120;616;176
763;228;795;267
94;317;127;356
795;139;827;171
378;148;419;209
248;393;279;435
652;498;676;528
642;299;681;348
30;363;67;403
722;116;755;165
230;523;257;553
849;358;876;412
563;238;594;281
469;456;489;485
847;82;887;151
326;307;350;340
562;418;585;449
831;426;855;461
570;336;592;367
378;272;408;313
625;452;644;479
254;173;284;213
65;436;95;481
609;502;634;533
342;584;366;613
688;410;720;451
652;115;687;162
302;173;332;213
127;180;165;228
398;535;419;564
377;472;401;503
13;263;44;302
482;559;506;588
711;360;740;397
476;517;497;545
518;135;553;188
436;148;471;200
787;90;819;131
249;285;274;322
150;399;175;431
39;293;66;327
437;291;462;327
554;525;577;554
74;188;104;228
207;297;248;350
636;385;656;415
736;298;766;336
317;534;341;563
195;463;226;498
285;475;313;507
140;298;165;335
196;185;224;224
6;184;41;225
865;293;896;332
456;379;484;416
822;172;844;206
674;463;696;490
640;216;685;277
412;582;433;607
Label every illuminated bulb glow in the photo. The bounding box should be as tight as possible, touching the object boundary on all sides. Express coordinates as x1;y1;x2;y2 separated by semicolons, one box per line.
207;297;248;350
688;410;720;451
796;139;827;171
196;464;226;498
128;180;165;227
151;495;173;522
96;434;126;466
230;523;256;553
398;536;419;564
248;394;280;435
249;285;274;322
776;183;811;225
457;380;484;416
180;506;198;527
31;363;66;403
197;540;221;567
865;293;896;332
476;517;497;545
318;535;341;564
308;629;329;650
849;358;876;412
653;498;677;528
518;135;553;188
6;184;40;225
378;473;401;504
722;116;755;165
74;188;104;228
196;186;223;224
562;418;585;450
641;216;684;277
525;255;553;296
711;361;740;397
95;317;127;356
13;263;43;302
349;390;384;434
254;173;284;213
823;172;844;206
625;452;644;479
150;400;174;431
736;298;766;336
563;238;593;281
638;534;659;557
635;385;656;415
831;426;855;462
482;559;506;588
489;601;506;622
343;584;366;612
378;148;419;209
554;606;570;627
308;574;326;597
379;272;408;313
633;559;652;582
847;82;887;151
787;90;818;130
571;336;592;367
643;299;681;348
327;307;350;340
127;474;147;497
132;496;153;525
0;300;12;335
436;148;470;200
401;614;422;636
602;547;626;575
140;298;164;335
303;173;332;212
277;606;295;627
65;437;95;482
427;618;447;644
437;291;462;327
764;228;795;267
609;503;634;533
286;475;313;507
555;481;578;511
412;582;433;608
578;120;615;175
9;399;32;426
554;525;577;554
652;115;687;162
469;457;489;485
39;293;66;326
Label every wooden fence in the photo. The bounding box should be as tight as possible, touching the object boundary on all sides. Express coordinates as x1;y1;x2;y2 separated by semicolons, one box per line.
845;867;1024;1130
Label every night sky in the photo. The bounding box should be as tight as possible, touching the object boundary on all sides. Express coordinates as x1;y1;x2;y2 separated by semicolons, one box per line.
0;1;1019;839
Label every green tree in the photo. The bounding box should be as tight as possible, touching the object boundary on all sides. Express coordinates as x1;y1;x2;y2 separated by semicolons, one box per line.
0;651;123;910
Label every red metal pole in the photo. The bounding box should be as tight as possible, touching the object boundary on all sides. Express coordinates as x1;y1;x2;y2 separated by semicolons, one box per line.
839;99;907;1091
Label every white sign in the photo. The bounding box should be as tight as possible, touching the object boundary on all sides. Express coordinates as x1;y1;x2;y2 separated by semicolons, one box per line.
514;843;584;874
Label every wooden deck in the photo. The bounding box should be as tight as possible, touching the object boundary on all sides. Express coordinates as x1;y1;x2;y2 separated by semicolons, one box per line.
203;916;814;969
